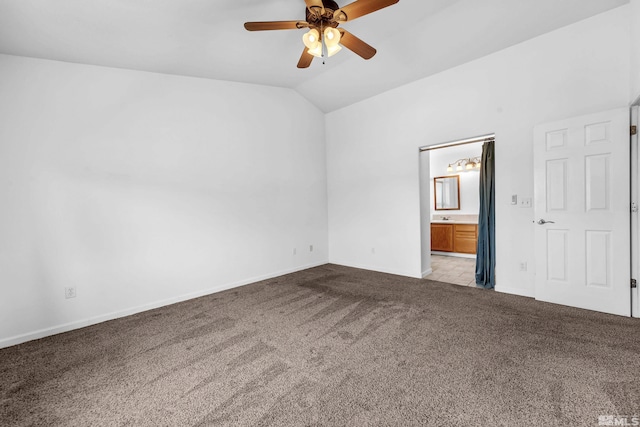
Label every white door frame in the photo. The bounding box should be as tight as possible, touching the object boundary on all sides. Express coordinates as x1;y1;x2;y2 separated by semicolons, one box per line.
418;134;495;279
632;103;639;318
418;149;432;278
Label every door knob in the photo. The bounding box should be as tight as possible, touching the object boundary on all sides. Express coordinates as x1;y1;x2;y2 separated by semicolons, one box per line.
537;219;555;225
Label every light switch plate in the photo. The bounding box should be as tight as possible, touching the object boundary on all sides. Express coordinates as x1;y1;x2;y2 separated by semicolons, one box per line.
519;197;532;208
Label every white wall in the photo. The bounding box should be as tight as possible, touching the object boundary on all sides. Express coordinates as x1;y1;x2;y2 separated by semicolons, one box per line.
0;55;328;347
632;0;640;100
429;142;483;217
326;6;630;295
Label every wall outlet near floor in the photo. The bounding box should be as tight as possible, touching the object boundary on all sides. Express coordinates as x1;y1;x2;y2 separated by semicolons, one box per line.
309;245;313;252
293;248;297;255
65;287;76;299
519;262;527;272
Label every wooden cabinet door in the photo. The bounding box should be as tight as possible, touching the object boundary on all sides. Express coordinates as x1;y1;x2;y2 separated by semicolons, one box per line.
431;224;454;252
453;224;477;254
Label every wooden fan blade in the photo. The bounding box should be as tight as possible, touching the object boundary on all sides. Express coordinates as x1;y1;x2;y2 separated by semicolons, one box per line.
338;30;376;59
305;0;325;15
334;0;399;22
297;48;314;68
244;21;308;31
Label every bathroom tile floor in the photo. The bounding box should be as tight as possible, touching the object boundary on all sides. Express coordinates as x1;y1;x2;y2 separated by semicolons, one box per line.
429;254;477;287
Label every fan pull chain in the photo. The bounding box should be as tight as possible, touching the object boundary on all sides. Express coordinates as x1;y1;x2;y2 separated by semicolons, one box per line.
321;22;326;65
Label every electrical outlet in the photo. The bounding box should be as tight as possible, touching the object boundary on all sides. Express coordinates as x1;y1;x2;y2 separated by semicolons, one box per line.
371;248;376;254
309;245;313;252
511;194;518;205
65;287;76;299
293;248;297;255
519;262;527;272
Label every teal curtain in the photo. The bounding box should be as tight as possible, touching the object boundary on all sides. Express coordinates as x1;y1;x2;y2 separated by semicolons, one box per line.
475;140;495;289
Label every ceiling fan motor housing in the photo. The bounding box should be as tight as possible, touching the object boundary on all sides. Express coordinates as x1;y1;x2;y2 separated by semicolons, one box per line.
306;0;342;27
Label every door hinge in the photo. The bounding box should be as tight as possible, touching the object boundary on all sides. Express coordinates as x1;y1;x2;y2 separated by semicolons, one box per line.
632;279;637;289
632;202;639;213
632;125;637;136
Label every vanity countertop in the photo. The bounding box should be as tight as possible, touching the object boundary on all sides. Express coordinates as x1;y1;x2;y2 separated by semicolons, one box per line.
431;214;479;224
431;220;478;225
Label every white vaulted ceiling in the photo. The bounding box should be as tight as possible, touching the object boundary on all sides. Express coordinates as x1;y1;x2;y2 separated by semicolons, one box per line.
0;0;629;112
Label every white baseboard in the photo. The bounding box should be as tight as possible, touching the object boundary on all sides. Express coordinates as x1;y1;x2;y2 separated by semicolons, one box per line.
495;285;534;298
421;268;433;278
329;261;421;279
0;261;327;349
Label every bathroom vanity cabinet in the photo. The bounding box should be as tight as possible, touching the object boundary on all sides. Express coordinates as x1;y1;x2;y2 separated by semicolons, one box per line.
431;223;478;254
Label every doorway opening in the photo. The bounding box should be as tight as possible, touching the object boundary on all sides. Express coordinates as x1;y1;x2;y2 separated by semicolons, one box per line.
419;134;495;288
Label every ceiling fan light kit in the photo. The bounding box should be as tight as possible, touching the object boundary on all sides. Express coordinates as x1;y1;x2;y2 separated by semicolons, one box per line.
323;27;342;57
303;28;342;58
244;0;400;68
303;28;320;49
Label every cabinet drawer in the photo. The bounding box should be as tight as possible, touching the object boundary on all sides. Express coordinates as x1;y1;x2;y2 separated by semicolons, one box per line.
454;238;477;254
454;224;477;233
455;230;476;239
453;224;478;254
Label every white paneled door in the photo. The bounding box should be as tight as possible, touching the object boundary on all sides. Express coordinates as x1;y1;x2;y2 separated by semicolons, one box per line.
534;108;630;316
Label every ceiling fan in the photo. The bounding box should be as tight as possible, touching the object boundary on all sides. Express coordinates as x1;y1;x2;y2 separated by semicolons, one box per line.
244;0;400;68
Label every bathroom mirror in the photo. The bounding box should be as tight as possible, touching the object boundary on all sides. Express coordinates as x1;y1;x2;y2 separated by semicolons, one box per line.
434;175;460;210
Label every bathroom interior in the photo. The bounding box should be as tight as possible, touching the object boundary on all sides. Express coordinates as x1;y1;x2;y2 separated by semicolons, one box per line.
428;141;483;287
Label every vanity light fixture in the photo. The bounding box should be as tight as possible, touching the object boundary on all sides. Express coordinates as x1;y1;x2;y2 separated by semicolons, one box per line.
446;157;481;173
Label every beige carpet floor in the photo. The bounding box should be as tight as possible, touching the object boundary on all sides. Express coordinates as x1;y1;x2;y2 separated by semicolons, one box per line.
1;264;639;426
